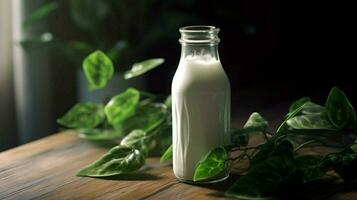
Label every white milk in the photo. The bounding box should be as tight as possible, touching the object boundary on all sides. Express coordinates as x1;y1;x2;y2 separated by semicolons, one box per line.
172;54;231;181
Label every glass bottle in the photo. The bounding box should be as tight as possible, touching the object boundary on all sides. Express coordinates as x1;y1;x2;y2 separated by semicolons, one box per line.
172;26;231;183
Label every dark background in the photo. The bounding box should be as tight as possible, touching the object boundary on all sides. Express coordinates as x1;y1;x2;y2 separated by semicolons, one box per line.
18;0;357;144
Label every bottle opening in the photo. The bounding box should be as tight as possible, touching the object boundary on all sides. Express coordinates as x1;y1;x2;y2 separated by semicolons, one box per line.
179;25;220;45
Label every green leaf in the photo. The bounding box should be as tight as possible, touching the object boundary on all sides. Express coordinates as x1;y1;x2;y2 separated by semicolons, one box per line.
326;87;357;129
243;112;268;132
332;148;357;182
164;95;172;109
276;103;306;135
301;102;325;115
120;103;167;134
225;156;301;200
120;130;149;156
124;58;164;79
287;114;336;130
150;124;172;155
57;102;104;129
294;155;330;182
250;140;294;167
77;129;122;141
289;97;311;113
77;145;145;177
160;144;173;164
23;2;59;29
193;147;228;182
83;50;114;91
104;88;140;129
230;113;267;146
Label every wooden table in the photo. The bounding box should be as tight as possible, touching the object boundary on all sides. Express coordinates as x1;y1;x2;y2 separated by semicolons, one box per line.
0;131;356;200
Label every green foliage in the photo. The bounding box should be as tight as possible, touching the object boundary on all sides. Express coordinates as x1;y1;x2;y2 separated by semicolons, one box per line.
104;88;140;129
287;114;336;130
194;87;357;199
160;144;173;164
119;103;167;134
23;1;59;29
77;129;122;141
77;145;145;177
294;155;331;182
289;97;311;113
243;112;268;133
225;156;300;200
124;58;165;79
83;50;114;91
57;48;357;199
193;147;228;182
326;87;357;130
120;130;149;156
57;103;105;129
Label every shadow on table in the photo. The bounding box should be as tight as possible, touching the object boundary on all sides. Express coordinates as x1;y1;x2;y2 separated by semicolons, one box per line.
188;173;357;200
94;173;162;181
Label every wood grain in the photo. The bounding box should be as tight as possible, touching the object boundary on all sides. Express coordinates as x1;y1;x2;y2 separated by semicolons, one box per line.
0;131;355;200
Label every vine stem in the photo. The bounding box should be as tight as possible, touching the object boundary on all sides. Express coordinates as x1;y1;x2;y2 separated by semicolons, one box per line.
294;140;316;152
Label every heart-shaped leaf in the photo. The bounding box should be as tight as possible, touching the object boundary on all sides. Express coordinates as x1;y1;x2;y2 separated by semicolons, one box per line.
83;50;114;91
57;102;104;129
287;114;336;130
193;146;228;182
326;87;357;129
104;88;140;129
77;145;145;177
120;130;149;156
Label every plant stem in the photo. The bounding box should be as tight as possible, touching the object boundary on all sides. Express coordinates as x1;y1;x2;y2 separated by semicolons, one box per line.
294;140;316;152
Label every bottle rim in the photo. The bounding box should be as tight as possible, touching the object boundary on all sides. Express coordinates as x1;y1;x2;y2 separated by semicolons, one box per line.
179;25;219;34
179;25;220;45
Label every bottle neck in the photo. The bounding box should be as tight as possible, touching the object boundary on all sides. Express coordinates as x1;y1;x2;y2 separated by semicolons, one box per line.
180;44;220;61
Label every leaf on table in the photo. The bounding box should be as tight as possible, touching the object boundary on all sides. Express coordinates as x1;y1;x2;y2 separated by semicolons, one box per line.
77;145;145;177
326;87;357;130
193;146;228;182
77;129;122;141
160;144;173;164
124;58;164;79
57;102;105;129
225;156;301;200
294;155;330;182
104;88;140;129
83;50;114;91
331;147;357;182
120;130;149;156
250;140;294;167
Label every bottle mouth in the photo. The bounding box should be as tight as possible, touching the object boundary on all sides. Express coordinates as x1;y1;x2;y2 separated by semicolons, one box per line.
179;25;220;45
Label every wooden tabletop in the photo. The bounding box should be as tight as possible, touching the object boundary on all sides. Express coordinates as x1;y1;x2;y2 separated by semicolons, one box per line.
0;131;356;200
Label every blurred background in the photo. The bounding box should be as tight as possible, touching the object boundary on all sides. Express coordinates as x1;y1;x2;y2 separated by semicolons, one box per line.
0;0;354;151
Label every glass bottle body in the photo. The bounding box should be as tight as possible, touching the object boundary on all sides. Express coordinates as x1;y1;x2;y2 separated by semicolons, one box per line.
172;26;231;183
